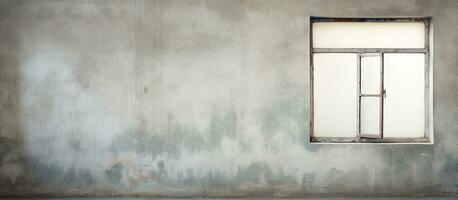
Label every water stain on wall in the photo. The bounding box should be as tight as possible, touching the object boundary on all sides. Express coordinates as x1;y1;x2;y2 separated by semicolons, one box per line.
0;0;457;197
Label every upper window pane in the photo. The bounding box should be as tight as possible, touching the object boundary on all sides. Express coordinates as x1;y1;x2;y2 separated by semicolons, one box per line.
312;22;425;48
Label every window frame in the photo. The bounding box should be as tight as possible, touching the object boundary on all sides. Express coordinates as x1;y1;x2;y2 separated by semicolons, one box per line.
309;17;433;144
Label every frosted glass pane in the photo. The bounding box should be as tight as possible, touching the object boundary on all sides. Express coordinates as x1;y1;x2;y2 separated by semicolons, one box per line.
361;56;381;94
313;22;425;48
360;97;380;135
384;54;425;138
314;53;357;137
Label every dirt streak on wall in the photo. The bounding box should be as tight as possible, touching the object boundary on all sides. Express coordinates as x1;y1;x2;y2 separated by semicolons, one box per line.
0;0;457;197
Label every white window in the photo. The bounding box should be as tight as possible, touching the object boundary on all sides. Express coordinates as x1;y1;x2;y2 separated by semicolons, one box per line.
310;18;432;143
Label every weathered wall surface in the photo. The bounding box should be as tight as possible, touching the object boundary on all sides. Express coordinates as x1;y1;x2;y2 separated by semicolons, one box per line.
0;0;457;197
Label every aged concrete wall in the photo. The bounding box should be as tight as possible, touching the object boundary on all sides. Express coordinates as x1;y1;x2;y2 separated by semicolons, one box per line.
0;0;457;197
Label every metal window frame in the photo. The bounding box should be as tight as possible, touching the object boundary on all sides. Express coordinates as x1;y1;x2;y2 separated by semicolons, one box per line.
358;53;384;139
309;17;433;144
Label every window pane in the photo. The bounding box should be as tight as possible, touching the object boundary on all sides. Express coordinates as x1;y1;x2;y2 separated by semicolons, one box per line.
313;53;357;137
360;97;380;136
313;22;425;48
361;55;381;94
383;54;425;138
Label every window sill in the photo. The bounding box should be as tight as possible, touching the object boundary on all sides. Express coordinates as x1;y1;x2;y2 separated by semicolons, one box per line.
310;137;432;144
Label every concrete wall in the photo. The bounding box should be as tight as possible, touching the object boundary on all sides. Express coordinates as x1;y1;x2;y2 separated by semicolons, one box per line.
0;0;457;197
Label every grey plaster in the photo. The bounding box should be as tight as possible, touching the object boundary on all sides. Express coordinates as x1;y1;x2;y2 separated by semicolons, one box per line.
0;0;457;198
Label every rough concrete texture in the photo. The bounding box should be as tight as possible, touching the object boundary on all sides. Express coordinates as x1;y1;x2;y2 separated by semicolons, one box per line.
2;199;458;200
0;0;457;198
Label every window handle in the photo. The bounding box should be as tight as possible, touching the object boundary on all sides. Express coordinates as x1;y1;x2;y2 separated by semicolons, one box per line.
383;89;386;99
